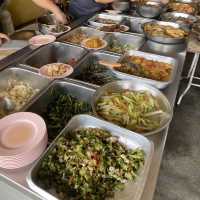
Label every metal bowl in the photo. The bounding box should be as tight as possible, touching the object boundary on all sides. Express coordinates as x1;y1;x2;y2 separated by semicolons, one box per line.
92;80;172;136
143;21;189;44
161;12;197;28
137;1;164;18
112;1;130;11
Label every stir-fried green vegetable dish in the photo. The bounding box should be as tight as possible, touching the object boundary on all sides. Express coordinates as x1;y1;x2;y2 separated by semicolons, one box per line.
42;90;91;141
74;59;119;86
96;90;165;133
38;128;145;200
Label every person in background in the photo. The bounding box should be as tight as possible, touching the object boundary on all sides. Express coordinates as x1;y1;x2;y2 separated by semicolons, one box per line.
32;0;117;24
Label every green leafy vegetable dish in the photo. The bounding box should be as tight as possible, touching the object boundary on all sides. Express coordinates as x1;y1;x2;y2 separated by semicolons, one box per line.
42;89;91;142
37;128;145;200
74;59;119;86
96;90;168;133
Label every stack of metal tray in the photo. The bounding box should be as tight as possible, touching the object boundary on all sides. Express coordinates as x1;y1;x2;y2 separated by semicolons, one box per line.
27;114;154;200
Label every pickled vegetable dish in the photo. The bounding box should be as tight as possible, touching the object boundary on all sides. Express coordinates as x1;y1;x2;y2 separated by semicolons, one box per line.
96;90;166;133
37;128;145;200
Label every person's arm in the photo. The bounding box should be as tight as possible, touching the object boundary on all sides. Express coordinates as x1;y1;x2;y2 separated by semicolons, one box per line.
95;0;115;3
32;0;67;24
0;33;10;45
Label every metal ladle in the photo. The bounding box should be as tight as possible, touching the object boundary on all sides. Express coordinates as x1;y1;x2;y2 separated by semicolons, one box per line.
0;97;15;113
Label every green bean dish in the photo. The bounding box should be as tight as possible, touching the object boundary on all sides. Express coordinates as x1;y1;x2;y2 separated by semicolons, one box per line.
37;128;145;200
96;90;166;133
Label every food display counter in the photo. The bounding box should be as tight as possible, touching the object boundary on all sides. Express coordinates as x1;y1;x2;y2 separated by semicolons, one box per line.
0;2;195;199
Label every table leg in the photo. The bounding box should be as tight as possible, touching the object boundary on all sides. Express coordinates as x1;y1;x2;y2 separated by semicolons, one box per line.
186;53;198;78
177;53;200;105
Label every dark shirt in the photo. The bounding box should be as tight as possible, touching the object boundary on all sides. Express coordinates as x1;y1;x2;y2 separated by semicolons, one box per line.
69;0;106;18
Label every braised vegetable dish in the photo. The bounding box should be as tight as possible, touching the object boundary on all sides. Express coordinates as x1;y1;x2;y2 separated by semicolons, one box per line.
95;17;119;24
37;127;145;200
96;90;168;133
117;55;172;81
64;30;88;44
99;24;128;32
168;3;195;14
42;90;91;141
144;23;188;38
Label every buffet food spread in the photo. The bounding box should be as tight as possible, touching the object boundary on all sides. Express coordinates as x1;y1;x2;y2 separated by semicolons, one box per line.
0;0;198;200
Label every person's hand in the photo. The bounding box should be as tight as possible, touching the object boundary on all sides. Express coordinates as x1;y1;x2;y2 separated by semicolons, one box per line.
0;33;10;46
53;9;69;24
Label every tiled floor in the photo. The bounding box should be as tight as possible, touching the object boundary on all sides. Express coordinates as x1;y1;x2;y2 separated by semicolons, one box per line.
154;77;200;200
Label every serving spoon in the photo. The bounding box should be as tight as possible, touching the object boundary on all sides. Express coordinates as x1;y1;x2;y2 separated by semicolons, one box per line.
0;97;15;113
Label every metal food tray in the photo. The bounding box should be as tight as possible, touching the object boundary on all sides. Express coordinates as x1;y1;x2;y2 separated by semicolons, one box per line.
0;174;42;200
0;67;50;111
88;13;125;28
27;114;154;200
25;79;95;141
104;32;145;54
128;16;154;34
143;21;189;44
22;42;88;68
118;50;178;89
160;12;197;28
58;26;106;46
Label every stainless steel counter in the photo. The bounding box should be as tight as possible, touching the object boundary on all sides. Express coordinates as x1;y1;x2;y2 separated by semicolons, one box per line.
140;41;186;200
0;26;187;199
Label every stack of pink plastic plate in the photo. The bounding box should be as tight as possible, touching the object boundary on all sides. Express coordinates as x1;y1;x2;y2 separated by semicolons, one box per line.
0;112;48;170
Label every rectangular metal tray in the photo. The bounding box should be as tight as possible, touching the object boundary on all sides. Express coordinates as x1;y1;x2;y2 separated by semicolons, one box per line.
0;66;50;112
27;114;154;200
22;42;88;68
25;79;95;141
0;174;42;200
127;16;154;34
104;32;145;54
117;50;178;89
88;13;125;28
58;26;106;46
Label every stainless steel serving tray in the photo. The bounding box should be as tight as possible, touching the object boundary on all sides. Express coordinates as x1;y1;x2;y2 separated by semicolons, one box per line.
88;13;125;28
160;12;197;28
104;32;145;54
143;21;189;44
117;50;178;89
0;66;50;112
128;16;154;34
22;42;88;68
27;114;154;200
25;79;95;141
58;26;106;46
0;174;42;200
